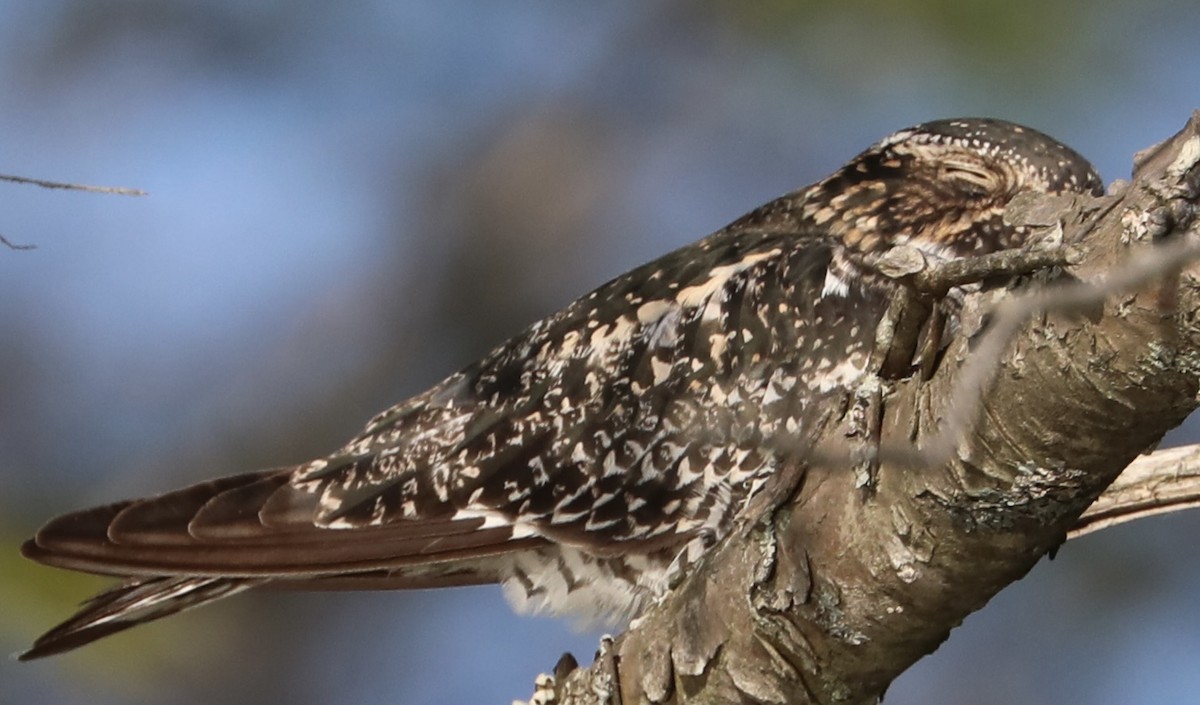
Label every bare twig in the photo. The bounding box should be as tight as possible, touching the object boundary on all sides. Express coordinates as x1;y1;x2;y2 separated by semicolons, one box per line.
0;233;36;250
0;172;146;196
2;171;146;250
1070;443;1200;539
868;242;1081;294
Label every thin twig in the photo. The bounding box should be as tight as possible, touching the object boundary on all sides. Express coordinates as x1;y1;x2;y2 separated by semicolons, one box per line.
0;172;146;196
1070;443;1200;540
0;233;36;250
912;245;1079;293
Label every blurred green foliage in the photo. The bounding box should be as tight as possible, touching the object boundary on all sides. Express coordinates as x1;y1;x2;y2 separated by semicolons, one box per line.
715;0;1077;56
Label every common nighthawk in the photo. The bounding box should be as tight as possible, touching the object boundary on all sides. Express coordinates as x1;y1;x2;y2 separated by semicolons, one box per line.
20;118;1103;660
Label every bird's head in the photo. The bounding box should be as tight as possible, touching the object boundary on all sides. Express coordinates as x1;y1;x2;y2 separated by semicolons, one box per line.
800;118;1104;258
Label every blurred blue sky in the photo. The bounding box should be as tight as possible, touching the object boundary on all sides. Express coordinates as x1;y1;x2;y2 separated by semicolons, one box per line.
3;1;1200;703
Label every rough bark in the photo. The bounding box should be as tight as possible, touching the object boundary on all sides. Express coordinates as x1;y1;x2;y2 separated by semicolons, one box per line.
533;112;1200;705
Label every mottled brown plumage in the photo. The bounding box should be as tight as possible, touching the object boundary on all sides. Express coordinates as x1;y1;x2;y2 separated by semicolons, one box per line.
20;118;1102;660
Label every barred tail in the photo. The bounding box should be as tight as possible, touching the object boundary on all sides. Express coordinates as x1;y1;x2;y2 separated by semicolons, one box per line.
19;576;258;660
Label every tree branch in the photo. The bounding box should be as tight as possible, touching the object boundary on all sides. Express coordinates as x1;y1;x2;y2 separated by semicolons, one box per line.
1070;443;1200;539
0;233;36;250
0;172;147;196
2;171;146;251
526;112;1200;705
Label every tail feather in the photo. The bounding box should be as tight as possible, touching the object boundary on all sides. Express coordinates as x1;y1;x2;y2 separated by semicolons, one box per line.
21;466;547;657
19;576;259;661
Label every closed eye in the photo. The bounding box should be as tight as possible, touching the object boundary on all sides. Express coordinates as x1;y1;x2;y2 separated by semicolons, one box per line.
940;160;998;193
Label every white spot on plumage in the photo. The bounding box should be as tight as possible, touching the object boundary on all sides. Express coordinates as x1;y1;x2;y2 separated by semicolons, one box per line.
586;316;636;365
822;268;850;298
452;507;513;530
815;357;870;392
601;450;623;477
636;300;673;324
650;357;672;384
675;251;779;308
550;507;589;524
708;333;728;360
585;515;622;531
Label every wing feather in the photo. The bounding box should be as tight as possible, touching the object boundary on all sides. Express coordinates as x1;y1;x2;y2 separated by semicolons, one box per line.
23;466;549;577
23;213;868;658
